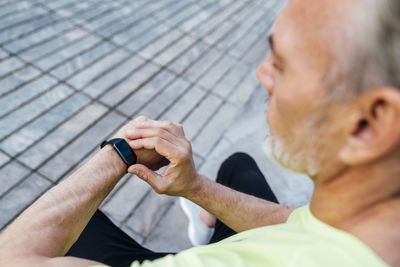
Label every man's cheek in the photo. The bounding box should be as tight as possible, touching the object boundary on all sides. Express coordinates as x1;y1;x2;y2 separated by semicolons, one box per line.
269;91;299;138
266;101;277;136
275;89;303;123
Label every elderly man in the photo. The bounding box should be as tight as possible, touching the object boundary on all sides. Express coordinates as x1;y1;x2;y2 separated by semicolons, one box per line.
1;0;399;266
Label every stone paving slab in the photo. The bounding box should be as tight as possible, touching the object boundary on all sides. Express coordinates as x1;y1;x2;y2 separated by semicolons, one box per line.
0;150;9;167
0;0;288;252
142;199;191;252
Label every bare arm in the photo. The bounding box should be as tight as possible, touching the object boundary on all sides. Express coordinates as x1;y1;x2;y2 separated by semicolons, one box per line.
0;146;123;266
0;117;169;267
126;119;295;233
187;175;295;232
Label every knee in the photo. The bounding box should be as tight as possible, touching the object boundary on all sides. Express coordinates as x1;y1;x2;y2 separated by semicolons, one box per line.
217;152;255;184
224;152;255;166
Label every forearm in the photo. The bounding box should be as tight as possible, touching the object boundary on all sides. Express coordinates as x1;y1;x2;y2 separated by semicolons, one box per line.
187;175;295;233
125;118;295;232
0;145;125;262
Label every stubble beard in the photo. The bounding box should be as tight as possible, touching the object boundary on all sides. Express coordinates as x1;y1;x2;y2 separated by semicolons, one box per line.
263;122;322;178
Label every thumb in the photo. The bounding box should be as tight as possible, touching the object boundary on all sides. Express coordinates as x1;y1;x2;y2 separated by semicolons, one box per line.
128;164;164;193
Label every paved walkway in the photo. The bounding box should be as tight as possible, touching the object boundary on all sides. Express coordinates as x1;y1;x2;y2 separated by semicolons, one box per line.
0;0;313;252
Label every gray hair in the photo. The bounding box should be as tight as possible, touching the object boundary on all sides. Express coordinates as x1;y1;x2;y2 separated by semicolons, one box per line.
374;0;400;89
327;0;400;100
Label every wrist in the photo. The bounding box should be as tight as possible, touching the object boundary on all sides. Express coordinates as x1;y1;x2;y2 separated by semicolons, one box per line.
97;144;127;177
184;173;208;199
111;134;145;166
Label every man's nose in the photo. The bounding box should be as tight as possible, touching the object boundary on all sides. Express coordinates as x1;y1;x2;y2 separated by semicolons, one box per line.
256;56;275;96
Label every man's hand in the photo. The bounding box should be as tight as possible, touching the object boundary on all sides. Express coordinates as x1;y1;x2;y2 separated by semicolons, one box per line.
125;119;295;233
125;119;201;197
113;116;169;171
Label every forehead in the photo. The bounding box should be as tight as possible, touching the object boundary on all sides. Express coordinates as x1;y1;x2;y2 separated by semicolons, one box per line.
273;0;358;67
276;0;356;35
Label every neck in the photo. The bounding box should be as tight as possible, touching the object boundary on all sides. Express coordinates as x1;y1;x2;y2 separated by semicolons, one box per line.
310;158;400;266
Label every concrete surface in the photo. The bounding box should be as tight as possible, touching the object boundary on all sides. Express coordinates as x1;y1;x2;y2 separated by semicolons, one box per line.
0;0;313;252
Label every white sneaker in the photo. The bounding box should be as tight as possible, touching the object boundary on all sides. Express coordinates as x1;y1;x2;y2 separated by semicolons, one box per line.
179;197;214;246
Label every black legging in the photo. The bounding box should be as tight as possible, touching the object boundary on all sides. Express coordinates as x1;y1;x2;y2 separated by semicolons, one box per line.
209;152;278;243
66;152;278;267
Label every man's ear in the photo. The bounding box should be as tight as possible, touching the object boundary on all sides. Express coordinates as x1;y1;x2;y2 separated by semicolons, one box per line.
339;87;400;165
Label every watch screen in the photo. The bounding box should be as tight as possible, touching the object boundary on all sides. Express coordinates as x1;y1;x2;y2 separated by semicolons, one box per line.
116;140;133;156
114;139;137;165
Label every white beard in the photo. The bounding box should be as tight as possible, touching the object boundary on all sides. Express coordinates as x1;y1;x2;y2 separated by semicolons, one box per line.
263;134;319;177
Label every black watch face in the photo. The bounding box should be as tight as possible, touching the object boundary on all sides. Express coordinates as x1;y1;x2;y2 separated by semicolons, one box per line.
115;140;132;155
114;140;136;165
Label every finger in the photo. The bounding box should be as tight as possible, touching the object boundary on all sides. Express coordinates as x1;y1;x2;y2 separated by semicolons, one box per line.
133;115;149;122
129;137;184;163
126;128;184;147
125;116;149;131
128;164;167;194
135;120;184;137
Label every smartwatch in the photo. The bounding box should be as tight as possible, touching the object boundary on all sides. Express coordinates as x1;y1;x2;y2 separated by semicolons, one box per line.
100;138;137;167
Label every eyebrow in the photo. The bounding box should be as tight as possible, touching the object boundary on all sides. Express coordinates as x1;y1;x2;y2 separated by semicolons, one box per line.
268;35;285;63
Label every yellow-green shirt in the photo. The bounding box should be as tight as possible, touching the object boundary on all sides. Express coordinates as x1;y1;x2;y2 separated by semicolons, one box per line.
96;205;388;267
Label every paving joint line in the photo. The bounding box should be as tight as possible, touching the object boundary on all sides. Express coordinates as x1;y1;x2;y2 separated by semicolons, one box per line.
0;97;131;202
0;0;106;47
119;187;154;227
50;0;262;211
0;0;248;116
0;0;270;157
0;61;44;99
0;157;58;199
36;115;133;186
164;0;250;44
0;89;81;142
0;179;54;231
3;0;130;52
101;175;151;210
71;0;181;43
12;49;137;122
0;0;280;231
33;3;192;90
184;15;277;142
0;63;67;121
0;39;155;122
190;97;230;142
199;83;266;160
1;45;257;208
0;6;51;34
0;2;37;22
136;3;259;123
0;43;135;123
140;200;176;244
118;68;185;118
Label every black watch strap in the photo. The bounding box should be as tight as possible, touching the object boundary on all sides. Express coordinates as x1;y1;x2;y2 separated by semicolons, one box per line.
100;138;137;166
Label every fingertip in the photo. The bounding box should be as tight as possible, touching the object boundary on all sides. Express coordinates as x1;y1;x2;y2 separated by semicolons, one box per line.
128;166;136;174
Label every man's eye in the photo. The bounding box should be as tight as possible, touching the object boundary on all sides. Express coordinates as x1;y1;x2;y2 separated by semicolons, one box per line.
272;62;282;71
